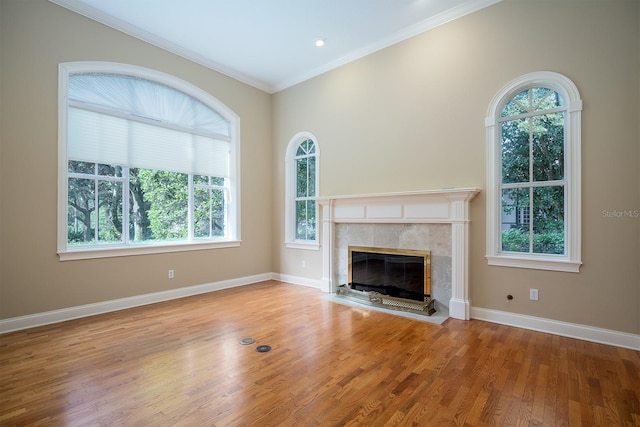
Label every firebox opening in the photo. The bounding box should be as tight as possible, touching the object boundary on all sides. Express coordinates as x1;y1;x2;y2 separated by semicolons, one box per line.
341;246;434;315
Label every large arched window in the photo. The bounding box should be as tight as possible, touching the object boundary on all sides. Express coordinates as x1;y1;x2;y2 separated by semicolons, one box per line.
58;62;240;260
285;132;319;250
485;71;582;272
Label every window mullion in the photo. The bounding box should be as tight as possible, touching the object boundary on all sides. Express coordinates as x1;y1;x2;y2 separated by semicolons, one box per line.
94;174;99;243
498;106;565;123
224;185;230;239
122;166;130;245
528;116;534;186
188;174;194;241
502;180;565;189
529;186;534;253
209;187;213;238
528;116;534;253
307;156;311;197
306;156;311;242
306;155;311;240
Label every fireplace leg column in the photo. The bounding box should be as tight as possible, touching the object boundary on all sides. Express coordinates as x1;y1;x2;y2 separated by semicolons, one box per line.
319;200;333;293
449;221;470;320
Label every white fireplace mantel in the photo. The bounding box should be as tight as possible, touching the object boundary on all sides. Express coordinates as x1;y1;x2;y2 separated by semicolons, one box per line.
317;187;480;320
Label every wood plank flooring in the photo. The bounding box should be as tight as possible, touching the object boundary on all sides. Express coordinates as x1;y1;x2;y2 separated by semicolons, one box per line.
1;280;639;426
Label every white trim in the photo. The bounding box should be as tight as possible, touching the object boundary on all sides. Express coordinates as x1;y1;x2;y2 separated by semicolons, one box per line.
321;200;334;294
485;71;582;272
285;241;320;251
0;273;272;334
486;254;581;273
471;307;640;351
59;240;241;261
271;273;324;290
58;62;241;259
4;274;636;351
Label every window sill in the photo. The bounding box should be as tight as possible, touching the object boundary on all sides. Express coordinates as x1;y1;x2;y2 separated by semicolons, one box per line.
486;254;581;273
285;241;320;251
59;240;241;261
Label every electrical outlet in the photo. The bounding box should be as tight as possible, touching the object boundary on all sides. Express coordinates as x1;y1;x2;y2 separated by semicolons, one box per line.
302;260;306;268
168;269;174;279
530;288;538;301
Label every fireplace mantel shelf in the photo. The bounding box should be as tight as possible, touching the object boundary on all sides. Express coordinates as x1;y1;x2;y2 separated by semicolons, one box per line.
318;187;480;202
318;187;480;321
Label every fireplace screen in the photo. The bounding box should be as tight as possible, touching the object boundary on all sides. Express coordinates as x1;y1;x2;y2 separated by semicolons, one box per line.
348;246;431;302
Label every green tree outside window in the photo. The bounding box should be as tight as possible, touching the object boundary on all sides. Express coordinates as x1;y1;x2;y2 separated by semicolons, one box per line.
500;88;565;255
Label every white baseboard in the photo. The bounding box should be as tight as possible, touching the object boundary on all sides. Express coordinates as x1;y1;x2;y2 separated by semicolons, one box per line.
271;273;323;290
3;277;638;352
0;273;272;334
471;306;640;351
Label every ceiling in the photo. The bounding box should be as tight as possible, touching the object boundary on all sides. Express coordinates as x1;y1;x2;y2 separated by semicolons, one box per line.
50;0;501;93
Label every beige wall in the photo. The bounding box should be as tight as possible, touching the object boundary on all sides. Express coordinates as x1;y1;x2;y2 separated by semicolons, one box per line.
0;0;273;318
273;0;640;334
1;0;639;337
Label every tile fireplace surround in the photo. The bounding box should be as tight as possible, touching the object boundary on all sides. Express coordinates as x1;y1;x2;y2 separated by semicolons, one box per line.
317;188;480;320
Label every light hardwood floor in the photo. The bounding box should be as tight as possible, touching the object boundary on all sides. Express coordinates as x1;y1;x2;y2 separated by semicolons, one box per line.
1;280;639;426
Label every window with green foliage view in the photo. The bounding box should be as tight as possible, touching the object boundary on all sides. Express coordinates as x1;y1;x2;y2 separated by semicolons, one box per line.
59;63;239;258
67;163;226;245
500;87;565;255
294;139;317;241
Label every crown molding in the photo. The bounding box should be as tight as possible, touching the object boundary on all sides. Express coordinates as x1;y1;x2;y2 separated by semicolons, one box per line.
48;0;274;93
274;0;502;92
49;0;502;94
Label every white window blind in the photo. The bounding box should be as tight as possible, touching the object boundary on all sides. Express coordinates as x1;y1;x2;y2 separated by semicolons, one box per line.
67;107;230;177
69;73;231;138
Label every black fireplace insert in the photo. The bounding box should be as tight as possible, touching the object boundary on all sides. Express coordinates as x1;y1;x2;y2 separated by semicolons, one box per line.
348;246;431;302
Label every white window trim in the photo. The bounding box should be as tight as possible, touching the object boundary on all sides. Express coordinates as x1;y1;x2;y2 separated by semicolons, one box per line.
58;62;241;260
485;71;582;272
285;131;320;251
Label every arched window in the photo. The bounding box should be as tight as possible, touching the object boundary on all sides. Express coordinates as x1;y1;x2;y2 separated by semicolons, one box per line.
285;132;319;249
485;71;582;272
58;62;240;260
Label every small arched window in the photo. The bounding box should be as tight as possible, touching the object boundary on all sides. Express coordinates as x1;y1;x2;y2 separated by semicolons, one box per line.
485;71;582;272
58;62;240;260
285;132;319;249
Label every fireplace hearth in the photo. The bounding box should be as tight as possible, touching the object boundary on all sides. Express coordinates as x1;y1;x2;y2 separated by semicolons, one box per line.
337;284;436;315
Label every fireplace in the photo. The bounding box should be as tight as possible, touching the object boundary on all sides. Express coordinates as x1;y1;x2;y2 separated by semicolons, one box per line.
335;224;449;314
339;245;435;315
318;188;480;320
349;246;431;299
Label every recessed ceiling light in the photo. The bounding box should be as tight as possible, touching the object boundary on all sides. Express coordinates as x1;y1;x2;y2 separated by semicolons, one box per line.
314;38;326;48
